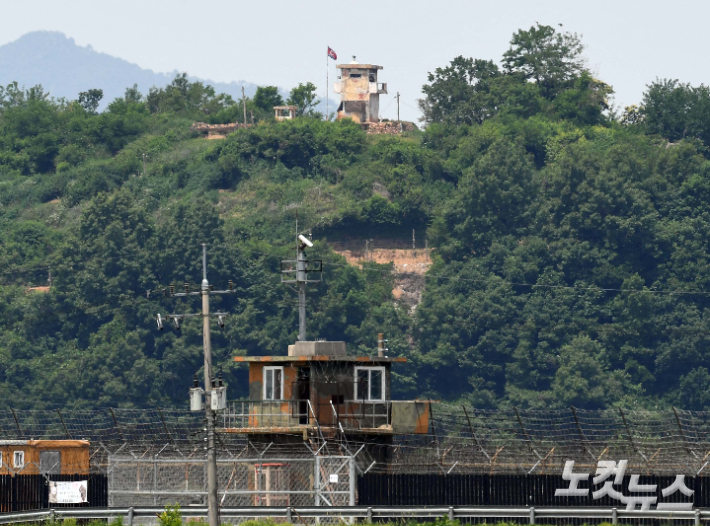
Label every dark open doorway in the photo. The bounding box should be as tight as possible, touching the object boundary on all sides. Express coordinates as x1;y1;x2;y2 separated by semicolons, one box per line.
297;367;310;425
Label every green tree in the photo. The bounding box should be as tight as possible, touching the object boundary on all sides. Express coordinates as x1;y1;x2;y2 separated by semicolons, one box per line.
78;88;104;114
287;82;320;117
642;79;710;146
419;57;502;126
253;86;284;112
503;23;586;100
679;367;710;410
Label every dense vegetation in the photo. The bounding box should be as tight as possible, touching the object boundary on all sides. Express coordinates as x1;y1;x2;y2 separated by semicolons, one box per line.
3;24;710;410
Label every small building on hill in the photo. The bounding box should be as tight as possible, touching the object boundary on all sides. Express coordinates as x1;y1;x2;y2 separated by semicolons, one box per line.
274;105;297;121
334;57;387;123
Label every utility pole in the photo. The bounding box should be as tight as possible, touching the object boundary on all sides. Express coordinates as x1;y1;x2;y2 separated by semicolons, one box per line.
200;245;218;526
142;153;147;176
281;234;322;341
241;86;248;126
396;92;400;122
152;245;235;526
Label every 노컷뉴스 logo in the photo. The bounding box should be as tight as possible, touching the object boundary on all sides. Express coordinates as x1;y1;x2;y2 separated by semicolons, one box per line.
555;460;693;511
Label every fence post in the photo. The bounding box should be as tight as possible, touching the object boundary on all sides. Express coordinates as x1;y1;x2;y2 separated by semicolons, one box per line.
286;507;292;523
612;507;618;525
448;506;454;521
696;508;701;526
529;507;535;525
153;453;158;506
367;507;372;523
349;456;356;506
128;507;134;526
314;455;321;506
49;509;56;524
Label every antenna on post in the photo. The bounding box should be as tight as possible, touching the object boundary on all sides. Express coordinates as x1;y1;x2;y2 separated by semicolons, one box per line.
281;233;322;341
202;243;208;283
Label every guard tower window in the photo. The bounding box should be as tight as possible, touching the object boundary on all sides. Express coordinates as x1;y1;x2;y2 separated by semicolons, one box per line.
355;366;385;401
263;366;284;400
369;73;376;82
13;451;24;468
350;73;362;78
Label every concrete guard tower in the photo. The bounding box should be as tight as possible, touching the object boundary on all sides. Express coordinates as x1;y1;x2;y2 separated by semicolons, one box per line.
334;57;387;123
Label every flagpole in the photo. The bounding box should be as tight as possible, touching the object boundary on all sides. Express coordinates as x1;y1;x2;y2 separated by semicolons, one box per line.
326;47;329;121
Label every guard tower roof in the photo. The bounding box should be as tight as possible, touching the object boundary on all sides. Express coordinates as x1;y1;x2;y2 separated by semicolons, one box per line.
337;63;383;70
234;355;406;363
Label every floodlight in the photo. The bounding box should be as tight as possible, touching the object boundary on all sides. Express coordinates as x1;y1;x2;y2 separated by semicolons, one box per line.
298;234;313;248
217;315;225;329
156;314;164;330
173;317;181;330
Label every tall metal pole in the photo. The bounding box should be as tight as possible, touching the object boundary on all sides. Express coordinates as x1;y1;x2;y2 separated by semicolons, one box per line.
297;244;307;341
397;92;400;122
326;48;329;121
201;244;219;526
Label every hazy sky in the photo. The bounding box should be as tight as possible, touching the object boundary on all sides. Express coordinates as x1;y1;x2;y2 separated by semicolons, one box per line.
2;0;710;122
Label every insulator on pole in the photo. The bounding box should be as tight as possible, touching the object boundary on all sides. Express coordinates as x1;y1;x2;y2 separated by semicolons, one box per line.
169;284;175;295
228;280;234;291
184;282;189;293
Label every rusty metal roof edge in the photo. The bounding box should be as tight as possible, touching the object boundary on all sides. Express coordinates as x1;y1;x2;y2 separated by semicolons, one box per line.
233;355;406;363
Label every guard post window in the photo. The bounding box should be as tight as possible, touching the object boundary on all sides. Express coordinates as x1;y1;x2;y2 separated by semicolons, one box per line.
13;451;24;468
355;367;385;401
263;366;284;400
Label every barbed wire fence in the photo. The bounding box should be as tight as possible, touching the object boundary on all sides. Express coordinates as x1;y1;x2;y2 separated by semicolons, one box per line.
5;406;710;522
3;407;710;476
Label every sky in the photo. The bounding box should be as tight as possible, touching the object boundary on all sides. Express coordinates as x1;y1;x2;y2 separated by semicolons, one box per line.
1;0;710;122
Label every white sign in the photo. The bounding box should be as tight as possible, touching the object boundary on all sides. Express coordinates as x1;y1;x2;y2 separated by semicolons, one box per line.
49;481;88;504
556;460;693;510
329;474;339;484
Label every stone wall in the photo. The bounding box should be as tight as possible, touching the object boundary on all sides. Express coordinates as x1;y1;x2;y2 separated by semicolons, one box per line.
362;121;416;135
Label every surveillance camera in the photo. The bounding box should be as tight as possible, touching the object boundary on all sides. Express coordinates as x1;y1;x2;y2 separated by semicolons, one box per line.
298;234;314;248
156;314;163;330
173;317;181;330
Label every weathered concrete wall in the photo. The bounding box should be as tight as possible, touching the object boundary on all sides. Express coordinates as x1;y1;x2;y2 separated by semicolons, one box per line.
363;121;416;135
391;401;430;434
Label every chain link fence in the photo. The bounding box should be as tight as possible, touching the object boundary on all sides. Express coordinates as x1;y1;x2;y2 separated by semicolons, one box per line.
107;445;356;509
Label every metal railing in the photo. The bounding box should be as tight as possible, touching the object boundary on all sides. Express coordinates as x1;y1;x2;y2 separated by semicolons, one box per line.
222;400;392;431
336;401;390;430
0;506;706;525
221;400;310;429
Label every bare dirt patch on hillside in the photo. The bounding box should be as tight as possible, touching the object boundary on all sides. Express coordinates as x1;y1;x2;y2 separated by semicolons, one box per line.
331;246;431;312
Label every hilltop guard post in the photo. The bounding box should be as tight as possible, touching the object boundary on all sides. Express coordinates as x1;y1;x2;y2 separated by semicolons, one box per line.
334;57;387;123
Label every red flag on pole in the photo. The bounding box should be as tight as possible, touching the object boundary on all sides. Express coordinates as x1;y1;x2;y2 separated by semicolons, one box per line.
327;47;337;60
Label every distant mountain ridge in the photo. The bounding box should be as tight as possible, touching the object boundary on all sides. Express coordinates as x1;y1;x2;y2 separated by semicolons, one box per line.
0;31;268;109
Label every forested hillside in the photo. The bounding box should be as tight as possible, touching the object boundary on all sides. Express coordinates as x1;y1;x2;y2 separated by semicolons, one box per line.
3;24;710;410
